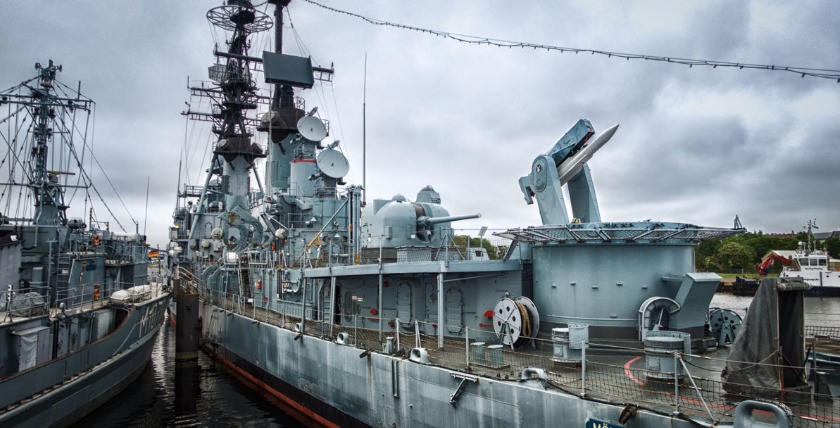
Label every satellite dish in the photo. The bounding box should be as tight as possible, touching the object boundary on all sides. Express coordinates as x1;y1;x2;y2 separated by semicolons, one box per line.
316;149;349;179
297;115;327;142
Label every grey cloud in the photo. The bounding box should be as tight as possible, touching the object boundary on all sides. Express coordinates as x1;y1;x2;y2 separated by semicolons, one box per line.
2;0;838;247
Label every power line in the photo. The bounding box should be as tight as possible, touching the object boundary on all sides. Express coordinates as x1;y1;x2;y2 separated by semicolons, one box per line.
303;0;840;83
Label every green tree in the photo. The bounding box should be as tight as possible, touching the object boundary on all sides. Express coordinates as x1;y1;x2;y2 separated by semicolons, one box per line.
713;241;755;273
696;239;721;270
736;233;798;265
695;232;802;272
823;237;840;259
452;235;500;259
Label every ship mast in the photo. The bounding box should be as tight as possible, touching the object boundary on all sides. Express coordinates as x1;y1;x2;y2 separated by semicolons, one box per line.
269;0;293;110
31;61;66;225
0;60;92;226
183;0;272;251
205;0;270;156
261;0;307;197
805;219;818;256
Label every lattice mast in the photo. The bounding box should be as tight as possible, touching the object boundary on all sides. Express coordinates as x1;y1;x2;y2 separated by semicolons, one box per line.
0;60;93;226
183;1;272;235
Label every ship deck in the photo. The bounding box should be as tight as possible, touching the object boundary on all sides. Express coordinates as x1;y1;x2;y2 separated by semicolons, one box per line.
0;282;168;327
208;296;840;427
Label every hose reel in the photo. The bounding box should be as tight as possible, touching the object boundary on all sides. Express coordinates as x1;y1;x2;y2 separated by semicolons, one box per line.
708;307;742;345
493;296;540;347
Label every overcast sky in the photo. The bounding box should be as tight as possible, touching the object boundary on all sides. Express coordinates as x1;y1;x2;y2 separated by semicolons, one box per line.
2;0;838;247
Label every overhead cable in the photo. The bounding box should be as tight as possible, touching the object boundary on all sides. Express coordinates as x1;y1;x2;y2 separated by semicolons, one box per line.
303;0;840;82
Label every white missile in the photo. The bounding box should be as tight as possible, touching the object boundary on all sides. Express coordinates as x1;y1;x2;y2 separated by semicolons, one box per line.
556;124;619;184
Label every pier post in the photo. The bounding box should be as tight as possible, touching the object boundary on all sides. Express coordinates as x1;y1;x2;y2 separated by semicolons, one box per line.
330;276;336;337
437;273;444;349
175;277;200;362
378;273;383;341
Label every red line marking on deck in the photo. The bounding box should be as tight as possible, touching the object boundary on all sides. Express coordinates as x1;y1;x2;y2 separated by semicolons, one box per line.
622;355;840;422
624;356;646;387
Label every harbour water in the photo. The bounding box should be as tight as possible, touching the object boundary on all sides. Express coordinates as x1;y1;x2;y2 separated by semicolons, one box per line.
710;293;840;327
68;293;840;427
72;317;303;428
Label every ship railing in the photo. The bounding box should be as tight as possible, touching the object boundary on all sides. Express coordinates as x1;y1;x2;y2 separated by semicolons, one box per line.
209;294;839;427
267;228;515;267
1;283;51;320
172;266;204;294
50;280;156;313
382;319;835;427
806;325;840;339
354;239;515;266
271;229;514;268
97;241;149;265
449;229;514;261
497;224;743;244
53;286;95;313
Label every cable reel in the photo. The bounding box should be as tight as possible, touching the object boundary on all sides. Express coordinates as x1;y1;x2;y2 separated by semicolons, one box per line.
708;308;742;345
493;296;540;347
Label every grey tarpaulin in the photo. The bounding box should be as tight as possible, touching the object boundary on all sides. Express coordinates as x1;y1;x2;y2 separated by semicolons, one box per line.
18;332;37;370
10;292;46;317
722;277;809;400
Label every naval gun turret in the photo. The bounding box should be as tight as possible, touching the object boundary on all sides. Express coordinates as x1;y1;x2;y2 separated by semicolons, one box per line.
362;186;480;249
518;119;618;225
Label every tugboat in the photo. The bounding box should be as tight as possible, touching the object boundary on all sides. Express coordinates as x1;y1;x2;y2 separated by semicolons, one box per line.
168;1;833;426
762;220;840;296
0;61;170;426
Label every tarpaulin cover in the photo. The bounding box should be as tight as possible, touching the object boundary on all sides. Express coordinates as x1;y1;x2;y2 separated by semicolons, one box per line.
18;332;37;370
722;277;807;399
10;291;46;317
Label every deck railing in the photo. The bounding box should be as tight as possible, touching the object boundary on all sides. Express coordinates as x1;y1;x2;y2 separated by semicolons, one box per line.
190;289;840;428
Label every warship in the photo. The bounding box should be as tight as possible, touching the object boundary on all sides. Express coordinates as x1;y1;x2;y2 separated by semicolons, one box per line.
167;1;839;426
0;61;170;426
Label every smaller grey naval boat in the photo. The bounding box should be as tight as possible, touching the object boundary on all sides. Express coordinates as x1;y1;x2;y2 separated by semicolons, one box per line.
0;61;170;427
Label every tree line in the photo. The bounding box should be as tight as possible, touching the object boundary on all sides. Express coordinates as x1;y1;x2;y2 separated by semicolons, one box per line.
696;231;840;273
453;231;840;273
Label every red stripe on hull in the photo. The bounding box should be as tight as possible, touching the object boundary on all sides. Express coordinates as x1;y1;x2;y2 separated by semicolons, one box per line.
204;345;340;428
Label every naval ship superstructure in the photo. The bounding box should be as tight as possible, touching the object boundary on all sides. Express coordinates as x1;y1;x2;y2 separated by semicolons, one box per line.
0;61;170;426
169;1;836;426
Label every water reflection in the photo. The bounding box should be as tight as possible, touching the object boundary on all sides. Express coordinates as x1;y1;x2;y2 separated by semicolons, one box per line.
72;323;302;428
712;293;840;326
174;361;200;421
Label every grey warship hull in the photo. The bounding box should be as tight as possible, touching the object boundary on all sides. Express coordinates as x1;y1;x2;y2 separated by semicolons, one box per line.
194;280;840;427
200;302;701;427
0;295;169;427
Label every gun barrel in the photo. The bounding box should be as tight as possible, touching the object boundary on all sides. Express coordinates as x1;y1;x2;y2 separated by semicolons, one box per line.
417;213;481;226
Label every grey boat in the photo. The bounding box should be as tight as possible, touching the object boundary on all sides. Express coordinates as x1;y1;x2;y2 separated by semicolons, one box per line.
167;1;838;427
0;61;170;426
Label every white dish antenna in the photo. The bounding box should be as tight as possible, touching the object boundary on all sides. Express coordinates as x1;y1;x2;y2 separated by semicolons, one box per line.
297;115;327;142
316;149;350;179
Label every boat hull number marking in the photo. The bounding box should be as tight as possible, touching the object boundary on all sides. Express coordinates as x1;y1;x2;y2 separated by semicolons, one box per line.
585;419;623;428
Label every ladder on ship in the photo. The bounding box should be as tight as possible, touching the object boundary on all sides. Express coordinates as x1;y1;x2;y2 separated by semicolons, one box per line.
56;254;72;305
237;255;252;301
